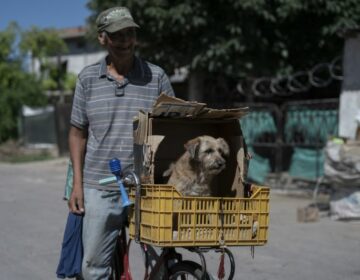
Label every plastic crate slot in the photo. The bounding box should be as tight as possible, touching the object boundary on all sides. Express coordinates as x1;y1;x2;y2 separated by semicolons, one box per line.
196;228;215;240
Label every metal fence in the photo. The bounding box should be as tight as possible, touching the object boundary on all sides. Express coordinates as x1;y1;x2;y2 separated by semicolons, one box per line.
20;104;71;155
235;99;339;183
21;105;57;146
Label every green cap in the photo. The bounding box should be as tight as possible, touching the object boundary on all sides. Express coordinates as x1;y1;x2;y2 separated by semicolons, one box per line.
96;7;139;33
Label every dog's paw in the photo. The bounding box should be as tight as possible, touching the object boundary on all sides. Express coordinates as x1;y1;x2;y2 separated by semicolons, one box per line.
162;163;175;177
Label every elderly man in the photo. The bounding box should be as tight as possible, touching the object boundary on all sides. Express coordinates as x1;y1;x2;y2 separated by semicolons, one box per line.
68;6;175;279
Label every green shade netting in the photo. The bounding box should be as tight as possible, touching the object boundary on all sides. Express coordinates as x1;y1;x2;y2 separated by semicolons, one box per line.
240;111;277;144
247;147;271;184
285;109;338;144
289;147;324;180
240;112;275;183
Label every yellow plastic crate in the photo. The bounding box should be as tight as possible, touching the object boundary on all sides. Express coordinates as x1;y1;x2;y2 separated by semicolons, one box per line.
128;184;269;247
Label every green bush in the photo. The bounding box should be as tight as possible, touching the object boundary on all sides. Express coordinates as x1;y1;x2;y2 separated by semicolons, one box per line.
0;23;52;143
0;64;47;142
64;73;77;91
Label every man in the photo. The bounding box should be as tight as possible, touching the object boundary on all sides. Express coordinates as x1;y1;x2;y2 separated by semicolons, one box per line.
68;7;175;279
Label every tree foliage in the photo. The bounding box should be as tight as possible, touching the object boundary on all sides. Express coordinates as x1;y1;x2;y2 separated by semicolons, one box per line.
0;24;47;142
19;26;68;87
85;0;360;102
87;0;359;77
19;26;67;60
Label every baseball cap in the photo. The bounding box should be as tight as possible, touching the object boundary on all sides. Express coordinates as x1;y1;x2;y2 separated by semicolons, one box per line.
96;7;140;33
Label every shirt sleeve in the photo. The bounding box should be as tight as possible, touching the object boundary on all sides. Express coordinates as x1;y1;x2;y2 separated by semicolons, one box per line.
70;78;88;129
159;71;175;97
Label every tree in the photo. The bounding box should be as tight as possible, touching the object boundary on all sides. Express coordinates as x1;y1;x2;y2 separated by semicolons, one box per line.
19;26;68;90
0;23;47;143
86;0;360;102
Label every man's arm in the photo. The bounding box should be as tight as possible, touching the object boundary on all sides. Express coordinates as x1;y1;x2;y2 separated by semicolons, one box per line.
68;125;87;214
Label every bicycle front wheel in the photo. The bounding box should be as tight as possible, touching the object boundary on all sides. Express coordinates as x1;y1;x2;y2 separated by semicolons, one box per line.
169;261;210;280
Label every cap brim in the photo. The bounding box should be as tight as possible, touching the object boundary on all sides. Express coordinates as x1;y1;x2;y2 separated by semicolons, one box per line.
104;19;140;33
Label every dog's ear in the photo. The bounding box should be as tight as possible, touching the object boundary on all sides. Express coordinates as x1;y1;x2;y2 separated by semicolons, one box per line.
185;137;200;160
217;138;230;156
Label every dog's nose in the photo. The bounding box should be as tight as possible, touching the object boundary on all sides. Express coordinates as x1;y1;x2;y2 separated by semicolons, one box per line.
215;158;225;168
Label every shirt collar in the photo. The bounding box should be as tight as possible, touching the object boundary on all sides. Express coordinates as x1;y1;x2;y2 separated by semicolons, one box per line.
98;56;144;80
128;56;145;81
98;57;108;78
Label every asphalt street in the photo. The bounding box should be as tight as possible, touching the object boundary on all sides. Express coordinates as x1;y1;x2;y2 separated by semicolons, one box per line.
0;158;359;280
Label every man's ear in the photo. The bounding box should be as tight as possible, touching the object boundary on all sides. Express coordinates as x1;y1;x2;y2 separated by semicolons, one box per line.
98;32;106;45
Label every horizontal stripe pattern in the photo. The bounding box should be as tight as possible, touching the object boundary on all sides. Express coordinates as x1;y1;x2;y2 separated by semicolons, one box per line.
70;56;174;190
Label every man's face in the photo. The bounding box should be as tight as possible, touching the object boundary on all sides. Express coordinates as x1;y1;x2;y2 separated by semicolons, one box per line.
104;27;137;60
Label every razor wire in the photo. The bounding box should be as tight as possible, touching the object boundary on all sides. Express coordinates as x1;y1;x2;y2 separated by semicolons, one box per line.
237;56;343;98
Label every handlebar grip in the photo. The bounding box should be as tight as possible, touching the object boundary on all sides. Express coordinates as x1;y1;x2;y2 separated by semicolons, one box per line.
99;176;117;186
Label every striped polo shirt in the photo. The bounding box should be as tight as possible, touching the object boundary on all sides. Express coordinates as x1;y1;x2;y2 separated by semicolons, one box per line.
70;56;175;190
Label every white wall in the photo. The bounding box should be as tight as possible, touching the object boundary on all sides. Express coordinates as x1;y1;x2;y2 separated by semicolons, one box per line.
30;51;107;76
339;32;360;139
62;51;107;75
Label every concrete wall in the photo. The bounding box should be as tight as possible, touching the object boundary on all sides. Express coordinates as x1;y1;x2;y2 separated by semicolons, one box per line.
60;51;106;75
339;32;360;139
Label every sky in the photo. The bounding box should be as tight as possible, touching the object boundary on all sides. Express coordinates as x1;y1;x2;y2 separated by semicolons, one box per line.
0;0;91;31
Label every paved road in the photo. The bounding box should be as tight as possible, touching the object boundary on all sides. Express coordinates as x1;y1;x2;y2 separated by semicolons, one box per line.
0;158;359;280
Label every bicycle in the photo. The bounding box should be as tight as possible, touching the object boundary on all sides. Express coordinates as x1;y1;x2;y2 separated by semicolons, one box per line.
112;232;218;279
111;226;236;279
102;159;270;279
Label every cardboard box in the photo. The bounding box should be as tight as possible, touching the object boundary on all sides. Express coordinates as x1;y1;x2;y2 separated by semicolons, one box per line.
133;94;249;197
297;205;319;222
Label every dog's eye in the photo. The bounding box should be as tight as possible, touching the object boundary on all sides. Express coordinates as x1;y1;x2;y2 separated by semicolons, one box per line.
205;148;214;154
219;149;228;157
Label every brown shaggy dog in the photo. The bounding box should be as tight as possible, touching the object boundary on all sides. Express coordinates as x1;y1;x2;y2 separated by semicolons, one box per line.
163;135;230;196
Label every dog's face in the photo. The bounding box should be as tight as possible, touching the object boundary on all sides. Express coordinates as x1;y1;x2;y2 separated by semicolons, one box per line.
185;136;230;175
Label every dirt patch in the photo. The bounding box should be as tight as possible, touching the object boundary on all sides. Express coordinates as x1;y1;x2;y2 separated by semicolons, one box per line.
0;139;58;162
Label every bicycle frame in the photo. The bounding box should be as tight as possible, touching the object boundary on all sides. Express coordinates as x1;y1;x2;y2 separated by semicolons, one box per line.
113;230;235;280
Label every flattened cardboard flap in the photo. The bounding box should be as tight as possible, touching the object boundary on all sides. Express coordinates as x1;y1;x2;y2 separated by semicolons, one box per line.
152;93;206;118
152;93;248;119
133;111;148;144
197;108;248;119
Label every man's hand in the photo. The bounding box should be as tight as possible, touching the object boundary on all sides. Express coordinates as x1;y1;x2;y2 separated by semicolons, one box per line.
68;125;87;215
68;186;85;214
